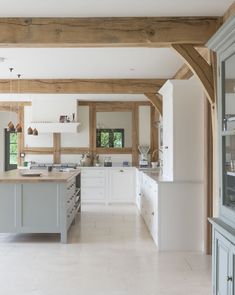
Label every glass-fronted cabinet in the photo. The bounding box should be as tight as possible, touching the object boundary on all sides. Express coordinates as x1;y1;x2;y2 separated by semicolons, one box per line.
207;15;235;295
221;46;235;224
222;53;235;209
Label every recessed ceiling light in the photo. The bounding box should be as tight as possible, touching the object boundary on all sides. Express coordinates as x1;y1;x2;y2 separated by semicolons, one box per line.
0;57;6;63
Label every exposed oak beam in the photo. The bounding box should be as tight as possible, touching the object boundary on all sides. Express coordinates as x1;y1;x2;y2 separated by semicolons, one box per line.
172;47;210;80
172;44;214;105
173;63;193;80
0;79;165;94
0;101;31;106
223;2;235;22
53;133;61;164
0;17;221;47
0;101;31;112
23;147;54;154
174;2;234;80
144;93;162;115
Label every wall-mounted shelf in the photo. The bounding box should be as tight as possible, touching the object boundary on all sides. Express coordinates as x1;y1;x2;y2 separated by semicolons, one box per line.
30;122;81;133
221;130;235;136
227;171;235;177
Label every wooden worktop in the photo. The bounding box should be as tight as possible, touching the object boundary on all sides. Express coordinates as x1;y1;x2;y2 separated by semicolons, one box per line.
0;169;80;183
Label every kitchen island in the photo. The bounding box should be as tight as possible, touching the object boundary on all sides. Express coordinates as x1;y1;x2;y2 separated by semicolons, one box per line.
0;169;81;243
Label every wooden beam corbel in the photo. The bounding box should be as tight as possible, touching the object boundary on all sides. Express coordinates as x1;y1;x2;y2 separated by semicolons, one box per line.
144;93;162;116
172;44;215;105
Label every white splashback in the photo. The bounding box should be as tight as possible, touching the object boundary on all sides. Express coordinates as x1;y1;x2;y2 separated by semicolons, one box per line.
31;96;77;122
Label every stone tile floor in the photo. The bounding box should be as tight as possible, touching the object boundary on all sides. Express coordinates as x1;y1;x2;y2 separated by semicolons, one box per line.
0;204;211;295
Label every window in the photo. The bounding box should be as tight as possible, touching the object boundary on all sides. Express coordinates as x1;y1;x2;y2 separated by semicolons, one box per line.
96;129;124;148
5;129;18;171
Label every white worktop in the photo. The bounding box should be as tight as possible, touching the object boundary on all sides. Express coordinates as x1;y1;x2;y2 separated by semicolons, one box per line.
80;165;171;183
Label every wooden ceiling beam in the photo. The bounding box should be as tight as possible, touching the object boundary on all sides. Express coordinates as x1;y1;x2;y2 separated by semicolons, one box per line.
144;93;162;115
0;101;31;106
172;47;210;80
172;44;214;105
174;3;234;80
0;17;221;47
0;79;165;94
223;2;235;23
173;63;193;80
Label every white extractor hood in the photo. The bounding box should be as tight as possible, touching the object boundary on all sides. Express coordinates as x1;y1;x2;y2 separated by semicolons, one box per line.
30;97;80;133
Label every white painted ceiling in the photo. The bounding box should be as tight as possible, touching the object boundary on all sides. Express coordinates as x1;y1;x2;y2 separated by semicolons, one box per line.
0;0;232;101
0;48;183;79
0;0;232;17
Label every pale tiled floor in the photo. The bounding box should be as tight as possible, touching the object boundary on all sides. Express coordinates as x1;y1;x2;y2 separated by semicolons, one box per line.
0;204;211;295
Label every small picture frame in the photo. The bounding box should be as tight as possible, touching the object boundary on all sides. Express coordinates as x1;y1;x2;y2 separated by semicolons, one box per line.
59;115;67;123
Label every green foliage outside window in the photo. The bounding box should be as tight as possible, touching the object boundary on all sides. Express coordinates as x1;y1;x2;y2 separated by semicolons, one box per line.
9;132;18;165
5;130;18;171
97;129;124;148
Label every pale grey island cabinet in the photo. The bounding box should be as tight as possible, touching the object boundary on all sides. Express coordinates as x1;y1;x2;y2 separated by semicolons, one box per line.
207;14;235;295
0;169;81;243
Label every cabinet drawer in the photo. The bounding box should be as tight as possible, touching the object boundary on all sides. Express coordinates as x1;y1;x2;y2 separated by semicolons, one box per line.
82;169;105;178
81;177;105;188
82;188;105;201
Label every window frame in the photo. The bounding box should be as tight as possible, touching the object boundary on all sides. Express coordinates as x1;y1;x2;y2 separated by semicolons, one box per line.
4;129;18;171
96;128;125;148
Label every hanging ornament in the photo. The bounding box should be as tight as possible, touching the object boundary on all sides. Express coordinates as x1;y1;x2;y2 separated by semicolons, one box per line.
7;67;15;132
33;128;38;136
27;127;33;135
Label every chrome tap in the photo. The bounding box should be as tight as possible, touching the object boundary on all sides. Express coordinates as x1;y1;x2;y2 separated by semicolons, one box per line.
152;148;163;161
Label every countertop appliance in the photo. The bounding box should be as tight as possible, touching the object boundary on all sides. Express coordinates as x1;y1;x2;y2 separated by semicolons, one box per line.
138;145;150;168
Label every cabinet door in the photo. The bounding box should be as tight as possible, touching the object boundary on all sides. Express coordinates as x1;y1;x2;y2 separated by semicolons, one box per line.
109;169;135;202
214;231;230;295
0;184;17;231
162;86;173;180
230;245;235;295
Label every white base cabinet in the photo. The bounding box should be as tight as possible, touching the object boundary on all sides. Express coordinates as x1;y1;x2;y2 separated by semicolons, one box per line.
81;169;107;203
81;167;136;204
139;172;158;245
138;171;204;251
109;168;135;203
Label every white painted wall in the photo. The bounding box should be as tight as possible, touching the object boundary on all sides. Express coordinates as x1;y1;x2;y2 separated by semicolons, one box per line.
139;106;151;146
31;96;77;122
25;154;53;163
96;111;132;147
23;101;152;164
61;154;133;165
24;106;53;148
0;111;17;172
61;106;89;147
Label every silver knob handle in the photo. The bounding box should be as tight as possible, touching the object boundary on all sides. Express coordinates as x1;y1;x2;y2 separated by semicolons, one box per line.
164;146;168;149
152;212;154;216
227;276;233;282
119;170;124;172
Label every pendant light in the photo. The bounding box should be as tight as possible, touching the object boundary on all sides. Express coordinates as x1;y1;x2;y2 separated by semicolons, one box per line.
25;74;38;136
33;128;38;136
15;74;22;133
27;127;33;135
7;67;15;132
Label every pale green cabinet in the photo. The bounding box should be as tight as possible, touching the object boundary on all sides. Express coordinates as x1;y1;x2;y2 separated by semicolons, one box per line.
214;231;233;295
0;173;81;243
206;14;235;295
